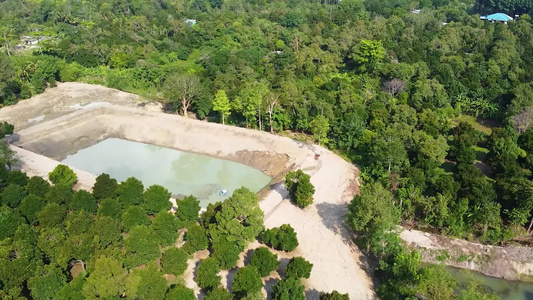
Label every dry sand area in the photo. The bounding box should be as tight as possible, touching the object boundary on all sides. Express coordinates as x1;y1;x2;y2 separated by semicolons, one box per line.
0;82;375;299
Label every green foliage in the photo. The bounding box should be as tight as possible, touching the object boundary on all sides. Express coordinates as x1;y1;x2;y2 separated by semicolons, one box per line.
271;277;306;300
213;89;231;124
37;203;66;228
319;291;350;300
204;287;233;300
143;185;171;215
1;184;27;208
7;170;28;186
121;206;150;232
231;266;263;298
48;165;77;186
0;205;25;240
44;184;74;206
353;40;386;73
249;247;279;277
211;237;243;270
285;170;315;208
175;195;200;228
309;115;330;145
97;198;122;219
195;257;221;291
161;247;188;276
116;177;144;208
26;176;50;197
166;285;195;300
124;226;160;268
152;211;178;246
416;264;457;300
91;216;122;249
184;224;209;254
19;194;45;225
70;190;97;214
92;173;118;200
28;264;67;300
65;210;94;235
208;187;264;248
260;224;299;252
83;256;127;299
285;257;313;279
126;268;168;300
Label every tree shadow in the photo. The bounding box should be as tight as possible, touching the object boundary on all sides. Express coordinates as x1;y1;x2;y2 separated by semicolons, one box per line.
315;202;351;243
264;277;279;299
243;248;255;266
225;268;238;291
277;257;291;278
305;288;320;300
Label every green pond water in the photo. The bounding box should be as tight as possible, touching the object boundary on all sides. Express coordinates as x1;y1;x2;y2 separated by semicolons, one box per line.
447;267;533;300
62;138;272;207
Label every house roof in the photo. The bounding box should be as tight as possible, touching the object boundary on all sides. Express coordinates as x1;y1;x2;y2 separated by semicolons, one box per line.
485;13;513;21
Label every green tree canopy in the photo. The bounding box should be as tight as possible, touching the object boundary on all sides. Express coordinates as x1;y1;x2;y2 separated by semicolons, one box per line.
48;165;77;186
231;266;263;298
249;247;279;277
285;257;313;279
121;205;150;232
28;264;67;300
83;256;127;299
175;195;200;228
143;185;172;215
195;257;221;291
116;177;144;208
271;277;305;300
161;247;189;276
92;173;118;200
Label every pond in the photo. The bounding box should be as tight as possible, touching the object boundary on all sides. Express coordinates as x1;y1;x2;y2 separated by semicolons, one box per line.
62;138;272;207
447;267;533;300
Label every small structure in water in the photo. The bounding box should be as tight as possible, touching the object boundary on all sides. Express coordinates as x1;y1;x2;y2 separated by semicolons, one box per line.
218;189;229;196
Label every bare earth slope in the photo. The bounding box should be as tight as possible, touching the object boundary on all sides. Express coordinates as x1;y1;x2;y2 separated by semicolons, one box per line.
0;82;375;299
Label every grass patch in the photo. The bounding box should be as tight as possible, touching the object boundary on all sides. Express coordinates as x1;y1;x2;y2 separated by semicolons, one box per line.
473;146;489;163
451;115;492;135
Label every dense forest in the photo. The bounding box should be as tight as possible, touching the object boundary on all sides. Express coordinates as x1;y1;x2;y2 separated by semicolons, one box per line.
0;0;532;298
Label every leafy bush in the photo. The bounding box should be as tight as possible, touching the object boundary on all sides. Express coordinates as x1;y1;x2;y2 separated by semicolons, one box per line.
26;176;50;197
285;169;315;208
97;198;122;219
195;258;221;290
271;277;305;300
319;291;350;300
166;285;195;300
285;257;313;279
1;184;27;208
70;190;97;214
260;224;299;252
161;248;188;276
48;165;77;186
116;177;144;208
121;206;150;232
231;266;262;298
175;195;200;228
92;174;118;200
184;224;208;254
143;185;171;215
249;247;279;277
19;195;45;225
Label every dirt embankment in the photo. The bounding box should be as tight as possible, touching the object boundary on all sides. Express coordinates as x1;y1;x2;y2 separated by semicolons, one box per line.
401;228;533;281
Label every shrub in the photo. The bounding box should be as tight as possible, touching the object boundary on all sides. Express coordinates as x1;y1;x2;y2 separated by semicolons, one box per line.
7;170;28;186
285;257;313;279
152;211;178;246
48;165;77;186
116;177;144;208
271;277;305;300
285;169;314;208
37;203;66;228
1;184;27;208
44;184;73;205
92;174;118;200
166;285;195;300
97;198;122;219
161;248;188;276
260;224;298;252
204;287;232;300
212;238;243;270
143;185;171;215
121;206;150;232
195;258;221;290
184;224;208;254
249;247;279;277
70;190;97;214
231;266;262;298
26;176;50;197
319;291;350;300
19;195;45;225
175;195;200;228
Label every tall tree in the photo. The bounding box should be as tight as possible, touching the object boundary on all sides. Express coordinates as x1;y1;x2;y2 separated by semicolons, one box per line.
212;89;231;124
163;73;202;118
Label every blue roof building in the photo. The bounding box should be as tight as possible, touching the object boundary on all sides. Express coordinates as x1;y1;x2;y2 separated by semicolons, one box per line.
480;13;514;23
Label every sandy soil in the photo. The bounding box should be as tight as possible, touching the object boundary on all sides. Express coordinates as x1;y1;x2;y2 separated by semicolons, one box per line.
0;82;375;299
